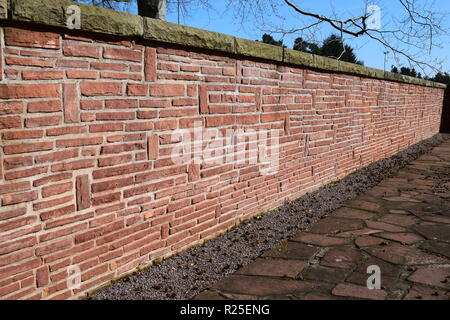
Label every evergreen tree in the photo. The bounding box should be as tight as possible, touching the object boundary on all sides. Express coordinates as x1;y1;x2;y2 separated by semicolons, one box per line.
261;34;285;47
320;34;363;65
292;34;363;65
430;72;450;85
293;37;320;54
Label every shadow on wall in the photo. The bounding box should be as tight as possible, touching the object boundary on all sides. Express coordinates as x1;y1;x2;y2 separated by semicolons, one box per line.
441;87;450;133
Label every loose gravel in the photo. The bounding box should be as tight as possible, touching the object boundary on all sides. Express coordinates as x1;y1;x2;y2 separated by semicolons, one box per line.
92;133;449;300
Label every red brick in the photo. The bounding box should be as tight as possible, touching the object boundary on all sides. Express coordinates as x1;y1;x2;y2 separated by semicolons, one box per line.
35;149;79;164
89;123;124;133
0;181;30;195
2;191;38;206
145;47;157;82
155;119;177;130
66;70;97;79
56;59;89;69
4;166;48;181
93;162;150;179
148;134;159;160
63;42;100;58
22;70;64;80
199;85;208;114
76;175;91;210
104;99;137;110
236;114;259;124
0;102;23;115
46;126;87;136
33;195;73;212
52;159;96;172
56;137;102;148
3;142;53;155
103;47;141;62
40;204;76;221
4;28;60;49
80;82;122;96
3;156;33;170
33;173;72;187
98;154;132;167
74;221;124;244
150;84;185;97
63;83;80;123
91;62;127;71
91;177;133;193
35;238;73;256
0;116;21;129
5;56;53;68
25;116;61;128
0;258;41;280
127;83;148;96
42;182;73;198
125;122;153;132
206;115;234;127
96;112;135;121
188;163;201;182
36;266;49;288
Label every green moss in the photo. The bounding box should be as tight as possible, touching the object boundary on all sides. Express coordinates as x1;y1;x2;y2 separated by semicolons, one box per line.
0;0;7;19
144;17;234;53
284;49;314;67
11;0;143;37
234;37;283;62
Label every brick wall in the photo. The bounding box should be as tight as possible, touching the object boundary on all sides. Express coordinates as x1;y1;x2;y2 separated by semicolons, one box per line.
0;24;444;300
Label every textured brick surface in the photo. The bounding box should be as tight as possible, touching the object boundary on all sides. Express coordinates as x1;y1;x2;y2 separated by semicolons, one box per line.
0;24;445;300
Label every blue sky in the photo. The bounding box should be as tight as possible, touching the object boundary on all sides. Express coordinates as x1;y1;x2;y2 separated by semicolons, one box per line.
100;0;450;76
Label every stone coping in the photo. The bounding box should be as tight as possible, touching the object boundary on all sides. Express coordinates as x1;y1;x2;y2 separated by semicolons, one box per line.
1;0;446;89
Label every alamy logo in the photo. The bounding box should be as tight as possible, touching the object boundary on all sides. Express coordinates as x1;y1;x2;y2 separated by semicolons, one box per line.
170;121;280;176
66;265;81;290
366;5;381;30
366;265;381;290
66;5;81;30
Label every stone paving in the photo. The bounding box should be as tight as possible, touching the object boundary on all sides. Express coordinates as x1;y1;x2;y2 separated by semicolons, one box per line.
194;139;450;300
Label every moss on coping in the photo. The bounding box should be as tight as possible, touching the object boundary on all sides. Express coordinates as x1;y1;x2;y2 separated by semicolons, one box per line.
0;0;7;20
5;0;447;89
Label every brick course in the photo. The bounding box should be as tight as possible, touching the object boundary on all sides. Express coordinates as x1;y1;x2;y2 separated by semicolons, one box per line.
0;25;445;300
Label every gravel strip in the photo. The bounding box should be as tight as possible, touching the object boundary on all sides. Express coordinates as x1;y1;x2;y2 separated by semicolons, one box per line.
92;133;449;300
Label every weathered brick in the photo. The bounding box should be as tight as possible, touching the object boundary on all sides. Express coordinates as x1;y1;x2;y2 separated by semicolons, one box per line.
0;182;30;195
145;47;157;82
4;28;60;49
63;83;80;123
27;100;61;113
22;70;64;80
103;47;141;62
80;82;122;96
0;84;59;99
42;182;72;198
148;134;159;160
3;142;53;155
3;156;33;170
0;116;21;129
51;159;96;172
40;204;76;221
76;175;91;210
63;42;100;58
150;84;185;97
127;83;148;96
25;116;61;128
